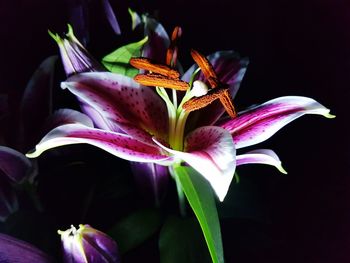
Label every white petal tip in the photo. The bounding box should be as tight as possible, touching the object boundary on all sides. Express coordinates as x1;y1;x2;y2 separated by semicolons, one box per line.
214;184;230;202
315;108;335;119
60;82;69;90
25;150;39;158
277;164;288;174
324;112;336;119
218;194;226;202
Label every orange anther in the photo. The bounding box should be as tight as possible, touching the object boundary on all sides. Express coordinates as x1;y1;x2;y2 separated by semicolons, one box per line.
134;73;189;90
190;49;218;84
130;57;180;79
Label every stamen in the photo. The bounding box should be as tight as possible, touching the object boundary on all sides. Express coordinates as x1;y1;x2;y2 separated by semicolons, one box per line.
134;73;189;90
130;57;180;79
218;89;237;118
182;90;221;112
182;87;237;118
166;26;182;66
190;49;218;83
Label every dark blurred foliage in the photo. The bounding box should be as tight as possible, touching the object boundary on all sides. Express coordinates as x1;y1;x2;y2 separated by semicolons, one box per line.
0;0;349;262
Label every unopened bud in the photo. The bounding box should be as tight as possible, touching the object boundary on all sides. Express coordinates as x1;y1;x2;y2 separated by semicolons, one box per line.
58;224;120;263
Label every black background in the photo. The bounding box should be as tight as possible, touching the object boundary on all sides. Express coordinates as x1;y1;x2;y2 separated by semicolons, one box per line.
0;0;349;262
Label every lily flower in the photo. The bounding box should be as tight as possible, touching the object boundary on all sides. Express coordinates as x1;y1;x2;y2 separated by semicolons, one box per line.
25;55;333;202
58;224;120;263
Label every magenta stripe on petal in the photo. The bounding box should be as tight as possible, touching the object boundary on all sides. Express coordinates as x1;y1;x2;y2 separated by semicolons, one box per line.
27;124;171;164
61;72;169;143
220;96;334;149
154;126;236;201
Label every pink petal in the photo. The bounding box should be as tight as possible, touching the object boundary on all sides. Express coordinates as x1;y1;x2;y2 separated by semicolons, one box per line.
154;126;236;201
236;149;287;174
26;123;172;164
80;103;117;131
220;96;335;149
183;51;248;129
61;72;168;143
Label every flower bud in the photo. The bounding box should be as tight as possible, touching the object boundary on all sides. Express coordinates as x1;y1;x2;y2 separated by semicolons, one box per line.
49;25;104;77
58;224;120;263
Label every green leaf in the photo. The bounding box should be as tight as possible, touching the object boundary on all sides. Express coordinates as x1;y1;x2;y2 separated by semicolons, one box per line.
159;216;212;263
174;166;224;263
102;36;148;77
108;208;162;254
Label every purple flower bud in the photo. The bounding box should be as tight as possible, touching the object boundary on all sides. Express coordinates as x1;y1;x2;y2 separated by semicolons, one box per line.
58;224;120;263
48;25;105;77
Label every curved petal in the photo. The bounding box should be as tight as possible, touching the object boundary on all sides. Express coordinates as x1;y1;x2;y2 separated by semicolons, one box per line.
101;0;121;35
26;123;171;164
43;108;93;130
0;233;52;263
236;149;287;174
80;103;118;131
19;56;57;151
0;174;18;222
61;72;169;143
142;16;170;63
154;126;236;201
0;146;32;183
220;96;335;149
183;51;249;129
130;162;169;204
67;0;89;46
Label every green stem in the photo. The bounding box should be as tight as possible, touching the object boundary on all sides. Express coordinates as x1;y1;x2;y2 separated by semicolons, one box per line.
172;88;178;110
175;171;186;217
171;164;186;217
173;110;190;151
156;87;176;147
